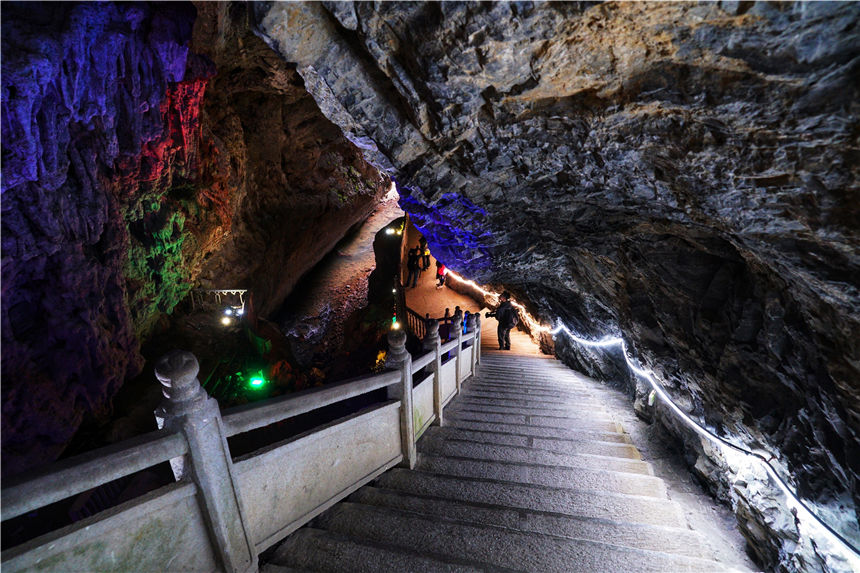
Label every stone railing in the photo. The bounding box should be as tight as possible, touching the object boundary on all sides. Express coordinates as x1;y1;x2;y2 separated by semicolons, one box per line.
0;318;481;572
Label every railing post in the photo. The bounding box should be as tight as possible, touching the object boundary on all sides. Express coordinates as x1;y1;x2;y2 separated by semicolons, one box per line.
423;319;443;427
454;310;463;393
475;313;482;365
153;351;256;573
466;313;477;377
386;329;416;469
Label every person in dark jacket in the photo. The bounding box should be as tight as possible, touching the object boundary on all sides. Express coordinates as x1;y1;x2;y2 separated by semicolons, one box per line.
406;247;421;287
485;291;517;350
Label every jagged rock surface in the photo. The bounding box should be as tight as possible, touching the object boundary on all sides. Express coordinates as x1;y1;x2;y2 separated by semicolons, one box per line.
0;2;386;476
255;2;860;569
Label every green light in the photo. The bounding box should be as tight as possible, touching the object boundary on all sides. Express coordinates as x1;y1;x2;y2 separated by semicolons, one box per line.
249;370;267;389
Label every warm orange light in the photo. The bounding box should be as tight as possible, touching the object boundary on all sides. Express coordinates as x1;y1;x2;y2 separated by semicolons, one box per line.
443;269;550;336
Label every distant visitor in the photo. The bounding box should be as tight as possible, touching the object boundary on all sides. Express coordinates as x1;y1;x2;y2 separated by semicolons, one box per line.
406;246;421;287
486;291;518;350
435;260;447;289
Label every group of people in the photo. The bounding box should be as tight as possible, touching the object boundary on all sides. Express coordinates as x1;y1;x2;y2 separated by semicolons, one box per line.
406;236;517;350
436;292;518;351
406;237;447;289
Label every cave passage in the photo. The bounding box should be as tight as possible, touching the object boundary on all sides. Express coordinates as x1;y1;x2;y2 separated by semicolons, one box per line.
2;1;859;571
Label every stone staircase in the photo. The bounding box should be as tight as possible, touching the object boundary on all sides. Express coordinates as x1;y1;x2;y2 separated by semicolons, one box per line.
262;354;737;572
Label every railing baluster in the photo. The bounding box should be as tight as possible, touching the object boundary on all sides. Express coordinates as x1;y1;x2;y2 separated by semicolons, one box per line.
154;351;256;573
385;330;416;469
454;310;463;393
423;319;444;427
466;313;477;377
475;314;482;365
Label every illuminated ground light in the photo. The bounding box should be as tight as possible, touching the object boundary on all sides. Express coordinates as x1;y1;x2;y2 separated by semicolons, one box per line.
221;316;232;326
443;268;860;566
248;371;267;389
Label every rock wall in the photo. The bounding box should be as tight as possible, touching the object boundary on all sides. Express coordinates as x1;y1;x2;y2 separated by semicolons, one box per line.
2;1;197;476
1;1;385;477
255;2;860;569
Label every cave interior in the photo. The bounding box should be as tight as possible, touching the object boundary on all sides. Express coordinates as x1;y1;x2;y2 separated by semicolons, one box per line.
1;1;859;570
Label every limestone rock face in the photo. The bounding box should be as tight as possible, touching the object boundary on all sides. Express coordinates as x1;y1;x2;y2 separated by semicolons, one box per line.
1;2;385;476
255;1;860;567
2;1;196;476
190;2;388;319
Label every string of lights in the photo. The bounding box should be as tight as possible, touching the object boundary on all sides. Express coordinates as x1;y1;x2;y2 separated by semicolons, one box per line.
443;268;860;565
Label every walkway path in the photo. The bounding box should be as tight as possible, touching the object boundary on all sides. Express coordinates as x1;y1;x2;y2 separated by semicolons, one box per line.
263;338;748;571
405;255;482;320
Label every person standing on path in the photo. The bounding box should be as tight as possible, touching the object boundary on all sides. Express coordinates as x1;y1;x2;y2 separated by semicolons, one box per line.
435;260;447;288
486;291;518;350
406;247;421;287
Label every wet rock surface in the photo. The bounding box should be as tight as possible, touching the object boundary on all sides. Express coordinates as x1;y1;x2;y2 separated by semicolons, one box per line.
255;1;860;568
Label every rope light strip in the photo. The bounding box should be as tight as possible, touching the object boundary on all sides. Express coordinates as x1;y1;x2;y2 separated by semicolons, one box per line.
444;269;860;564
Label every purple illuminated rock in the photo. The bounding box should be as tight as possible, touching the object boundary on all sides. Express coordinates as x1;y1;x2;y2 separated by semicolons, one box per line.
1;2;196;476
1;1;386;478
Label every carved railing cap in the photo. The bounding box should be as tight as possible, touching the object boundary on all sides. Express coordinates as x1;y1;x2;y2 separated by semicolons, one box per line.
386;328;410;368
155;350;203;406
155;350;199;384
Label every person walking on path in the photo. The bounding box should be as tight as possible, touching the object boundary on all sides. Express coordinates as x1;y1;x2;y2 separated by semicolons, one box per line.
406;247;421;288
486;291;518;350
435;260;447;288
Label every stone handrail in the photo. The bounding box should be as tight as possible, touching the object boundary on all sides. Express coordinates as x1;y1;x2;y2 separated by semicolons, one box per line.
411;350;435;371
0;430;188;522
222;369;402;437
1;316;481;573
404;305;428;339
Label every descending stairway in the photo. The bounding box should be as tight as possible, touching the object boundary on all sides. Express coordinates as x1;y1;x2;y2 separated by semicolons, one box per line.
262;354;736;572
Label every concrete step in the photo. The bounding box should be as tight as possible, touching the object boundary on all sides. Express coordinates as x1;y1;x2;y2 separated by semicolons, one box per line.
475;367;585;381
268;527;492;572
459;390;604;408
476;363;582;376
321;496;724;559
446;400;614;421
466;377;590;390
445;408;623;433
466;381;596;399
345;488;710;559
443;417;633;444
420;426;641;459
457;390;607;407
375;468;683;526
418;434;653;476
314;501;728;572
416;454;667;498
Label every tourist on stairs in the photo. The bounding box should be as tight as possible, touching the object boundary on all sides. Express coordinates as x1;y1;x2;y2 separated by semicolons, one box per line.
486;291;518;350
